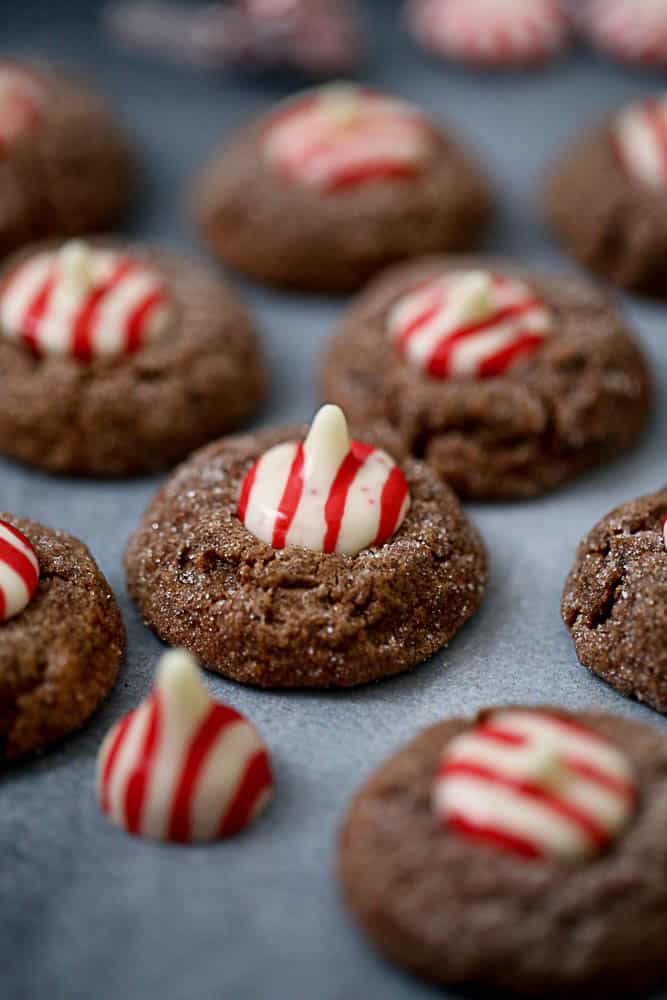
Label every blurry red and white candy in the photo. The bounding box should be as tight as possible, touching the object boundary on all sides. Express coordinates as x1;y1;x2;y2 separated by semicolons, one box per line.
582;0;667;68
263;85;433;193
406;0;570;69
0;64;45;150
388;270;552;380
238;405;410;556
0;519;39;623
104;0;361;76
0;240;173;363
434;708;638;861
612;96;667;189
97;648;273;842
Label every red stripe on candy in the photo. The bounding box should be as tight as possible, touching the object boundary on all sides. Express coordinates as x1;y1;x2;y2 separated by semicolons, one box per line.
564;756;637;800
0;535;38;596
426;299;540;379
0;519;38;562
21;273;55;356
272;443;305;549
167;703;242;843
124;288;166;355
218;749;272;838
323;441;374;553
71;260;137;362
474;725;527;747
100;710;136;815
238;461;259;524
375;466;408;546
478;332;545;377
396;294;445;353
446;812;543;860
123;692;161;836
327;161;420;191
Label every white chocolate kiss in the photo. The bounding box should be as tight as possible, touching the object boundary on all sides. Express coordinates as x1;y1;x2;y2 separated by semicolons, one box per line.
239;405;411;556
97;649;272;843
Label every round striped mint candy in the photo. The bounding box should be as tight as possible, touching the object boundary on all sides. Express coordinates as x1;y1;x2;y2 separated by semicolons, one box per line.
612;96;667;189
0;64;45;150
388;270;552;380
0;519;39;623
97;649;273;843
263;84;433;192
583;0;667;68
238;405;410;556
434;709;638;861
0;240;173;363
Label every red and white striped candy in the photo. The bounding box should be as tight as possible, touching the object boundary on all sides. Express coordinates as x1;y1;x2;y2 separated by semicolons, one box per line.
97;649;272;843
238;404;410;556
612;96;667;190
434;709;637;861
0;519;39;623
263;84;432;192
0;64;45;151
388;270;551;380
584;0;667;68
0;240;172;363
662;513;667;549
406;0;569;68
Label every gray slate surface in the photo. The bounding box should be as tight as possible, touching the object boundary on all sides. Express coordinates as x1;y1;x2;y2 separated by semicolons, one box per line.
3;2;667;998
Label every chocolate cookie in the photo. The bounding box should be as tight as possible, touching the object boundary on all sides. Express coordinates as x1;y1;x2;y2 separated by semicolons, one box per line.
125;413;487;688
339;706;667;997
0;61;132;255
545;96;667;296
0;514;125;760
0;238;265;476
321;256;651;500
192;84;491;292
562;487;667;713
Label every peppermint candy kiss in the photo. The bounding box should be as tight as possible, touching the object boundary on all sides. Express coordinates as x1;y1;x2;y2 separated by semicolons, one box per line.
584;0;667;68
263;84;432;192
0;240;173;363
0;64;45;150
0;519;39;623
612;96;667;190
388;270;551;380
97;649;273;843
434;709;638;861
238;405;410;556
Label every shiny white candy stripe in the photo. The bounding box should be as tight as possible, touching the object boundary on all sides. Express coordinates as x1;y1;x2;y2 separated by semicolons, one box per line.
586;0;667;66
263;87;432;191
0;65;45;146
433;709;637;861
409;0;568;66
613;96;667;188
0;519;39;622
388;272;551;379
0;248;171;361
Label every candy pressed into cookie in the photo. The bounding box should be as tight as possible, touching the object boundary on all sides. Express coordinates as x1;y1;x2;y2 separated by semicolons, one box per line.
546;95;667;296
125;406;487;688
321;257;651;499
192;83;491;292
562;486;667;714
0;61;132;255
0;239;265;476
0;514;124;760
339;706;667;997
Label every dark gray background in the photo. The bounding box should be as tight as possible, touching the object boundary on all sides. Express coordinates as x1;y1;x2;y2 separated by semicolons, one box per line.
3;2;667;998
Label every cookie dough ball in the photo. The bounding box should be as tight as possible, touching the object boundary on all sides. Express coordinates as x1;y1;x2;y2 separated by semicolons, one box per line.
321;257;651;499
545;95;667;296
192;83;491;292
0;514;124;760
0;239;266;476
0;61;133;254
339;706;667;997
562;486;667;713
125;410;487;687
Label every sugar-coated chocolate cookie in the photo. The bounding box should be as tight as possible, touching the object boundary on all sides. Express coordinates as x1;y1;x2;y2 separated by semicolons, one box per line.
562;487;667;714
321;257;651;500
125;409;486;688
0;239;265;476
0;514;124;760
546;96;667;296
339;706;667;997
192;83;491;292
0;61;132;255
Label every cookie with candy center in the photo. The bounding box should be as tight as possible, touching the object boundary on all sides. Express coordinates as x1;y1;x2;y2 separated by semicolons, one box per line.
0;518;39;622
239;405;410;556
582;0;667;67
339;708;667;996
97;649;272;842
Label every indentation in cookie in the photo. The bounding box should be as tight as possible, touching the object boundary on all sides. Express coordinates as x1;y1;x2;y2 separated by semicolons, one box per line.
263;84;433;192
97;648;272;842
238;405;410;555
433;708;637;860
0;64;45;150
0;518;39;622
387;269;552;379
0;239;173;362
